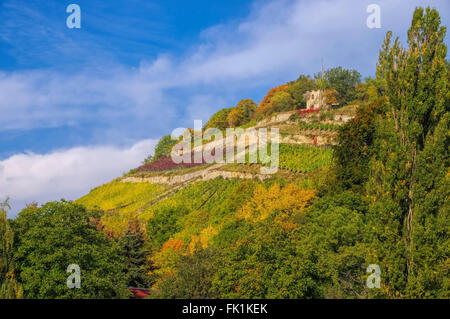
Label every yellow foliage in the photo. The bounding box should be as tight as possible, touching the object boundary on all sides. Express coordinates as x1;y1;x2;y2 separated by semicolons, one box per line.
188;225;219;254
150;237;186;279
237;183;315;222
76;180;164;236
323;89;339;105
77;180;164;212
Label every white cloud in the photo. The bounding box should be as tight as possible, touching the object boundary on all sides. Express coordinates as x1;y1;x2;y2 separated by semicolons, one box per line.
0;139;157;216
1;0;448;134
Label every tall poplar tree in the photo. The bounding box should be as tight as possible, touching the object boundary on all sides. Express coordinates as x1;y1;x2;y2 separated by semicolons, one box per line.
366;7;448;298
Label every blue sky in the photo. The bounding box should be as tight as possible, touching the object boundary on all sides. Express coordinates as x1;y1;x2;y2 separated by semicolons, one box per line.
0;0;449;215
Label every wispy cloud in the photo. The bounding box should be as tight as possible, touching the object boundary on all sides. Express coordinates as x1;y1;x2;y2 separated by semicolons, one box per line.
0;139;157;216
1;0;448;135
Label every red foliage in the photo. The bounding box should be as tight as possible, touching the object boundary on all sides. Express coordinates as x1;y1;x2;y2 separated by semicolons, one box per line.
297;108;321;116
136;154;206;172
127;288;150;299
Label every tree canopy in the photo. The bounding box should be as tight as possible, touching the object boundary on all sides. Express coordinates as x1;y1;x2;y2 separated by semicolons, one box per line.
12;201;129;299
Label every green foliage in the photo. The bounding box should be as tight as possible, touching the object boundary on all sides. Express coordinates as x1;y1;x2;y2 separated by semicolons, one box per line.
287;75;317;109
243;144;333;173
144;135;178;164
278;144;333;173
331;102;381;191
210;188;368;298
298;122;340;131
316;67;361;104
153;247;219;298
270;91;294;112
0;198;22;299
12;201;129;298
119;219;152;288
147;204;190;249
300;192;370;298
364;7;449;298
204;107;233;130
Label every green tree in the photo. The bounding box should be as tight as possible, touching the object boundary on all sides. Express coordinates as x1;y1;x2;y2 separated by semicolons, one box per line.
287;75;316;109
120;219;151;288
0;198;22;299
154;247;219;298
365;7;448;298
143;134;178;164
270;91;294;112
227;99;257;127
204;107;233;130
317;67;361;104
12;201;129;299
331;102;381;192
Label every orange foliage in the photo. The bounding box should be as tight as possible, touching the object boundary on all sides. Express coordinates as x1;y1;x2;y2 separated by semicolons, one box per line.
227;107;245;127
323;89;339;105
255;84;290;117
161;238;184;251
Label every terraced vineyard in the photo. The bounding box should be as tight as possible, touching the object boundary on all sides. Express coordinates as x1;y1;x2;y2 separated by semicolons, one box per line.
76;180;165;236
279;144;333;172
245;143;333;173
297;121;341;131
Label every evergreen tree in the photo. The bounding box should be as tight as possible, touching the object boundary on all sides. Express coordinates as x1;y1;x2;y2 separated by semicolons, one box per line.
120;219;151;288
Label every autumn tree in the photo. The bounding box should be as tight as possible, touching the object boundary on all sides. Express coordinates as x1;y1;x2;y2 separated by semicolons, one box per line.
255;83;290;117
323;89;339;106
227;99;257;127
204;107;233;130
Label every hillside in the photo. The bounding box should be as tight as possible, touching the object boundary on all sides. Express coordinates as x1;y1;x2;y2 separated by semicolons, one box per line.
3;6;448;300
74;94;368;298
76;108;349;237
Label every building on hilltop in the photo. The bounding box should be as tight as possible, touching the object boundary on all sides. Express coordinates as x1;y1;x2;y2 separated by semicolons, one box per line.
304;89;340;110
304;90;324;109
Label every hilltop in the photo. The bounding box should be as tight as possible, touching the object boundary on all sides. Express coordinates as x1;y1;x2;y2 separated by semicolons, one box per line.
77;103;359;237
